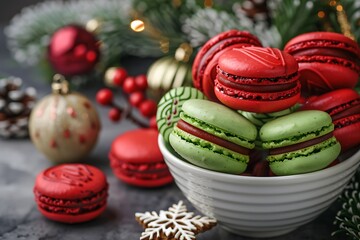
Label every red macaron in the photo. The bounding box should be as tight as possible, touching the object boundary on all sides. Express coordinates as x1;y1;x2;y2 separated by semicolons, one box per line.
192;30;262;101
109;128;173;187
34;164;108;223
215;46;301;113
301;88;360;152
284;32;360;95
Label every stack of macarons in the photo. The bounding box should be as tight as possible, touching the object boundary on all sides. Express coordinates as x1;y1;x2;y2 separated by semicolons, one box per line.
157;30;360;177
192;30;262;101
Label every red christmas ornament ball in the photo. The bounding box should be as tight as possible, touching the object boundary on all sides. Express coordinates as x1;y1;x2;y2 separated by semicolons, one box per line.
48;25;100;76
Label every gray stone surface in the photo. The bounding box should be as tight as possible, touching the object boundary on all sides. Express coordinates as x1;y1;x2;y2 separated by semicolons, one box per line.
0;27;343;240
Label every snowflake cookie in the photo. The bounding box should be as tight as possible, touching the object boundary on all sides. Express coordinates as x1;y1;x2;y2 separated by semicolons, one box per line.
135;201;217;240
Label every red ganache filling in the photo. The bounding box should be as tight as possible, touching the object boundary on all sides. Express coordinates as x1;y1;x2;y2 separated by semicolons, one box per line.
327;98;360;121
109;154;171;180
333;114;360;129
215;68;300;101
269;132;333;155
290;46;359;63
177;119;250;155
34;186;108;215
294;55;360;73
286;40;359;59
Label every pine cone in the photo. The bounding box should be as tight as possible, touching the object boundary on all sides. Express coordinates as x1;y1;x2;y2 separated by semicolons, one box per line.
0;77;36;138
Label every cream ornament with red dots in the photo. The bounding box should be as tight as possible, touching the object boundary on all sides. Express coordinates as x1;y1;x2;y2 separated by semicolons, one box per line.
29;74;101;163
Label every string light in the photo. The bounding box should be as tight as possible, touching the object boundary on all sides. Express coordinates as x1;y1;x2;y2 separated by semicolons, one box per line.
317;11;325;18
204;0;213;8
130;19;145;32
331;0;355;40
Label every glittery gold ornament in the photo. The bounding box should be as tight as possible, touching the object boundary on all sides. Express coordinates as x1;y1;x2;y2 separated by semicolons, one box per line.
29;74;101;163
146;57;192;101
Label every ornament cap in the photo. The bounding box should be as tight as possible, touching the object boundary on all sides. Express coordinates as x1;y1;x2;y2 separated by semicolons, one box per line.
52;74;70;95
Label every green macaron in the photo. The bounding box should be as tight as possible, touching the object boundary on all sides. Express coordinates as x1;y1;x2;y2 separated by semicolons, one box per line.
156;87;206;144
169;99;257;174
260;110;341;175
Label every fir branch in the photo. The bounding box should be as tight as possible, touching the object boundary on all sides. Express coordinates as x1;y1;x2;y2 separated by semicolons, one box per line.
272;0;321;48
333;168;360;239
5;0;161;69
183;8;240;48
5;1;79;65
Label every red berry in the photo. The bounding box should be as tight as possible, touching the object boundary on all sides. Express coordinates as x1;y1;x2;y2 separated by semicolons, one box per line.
149;116;157;129
129;91;145;107
112;67;128;86
108;108;121;122
96;89;113;105
122;77;138;94
139;100;157;118
135;74;148;91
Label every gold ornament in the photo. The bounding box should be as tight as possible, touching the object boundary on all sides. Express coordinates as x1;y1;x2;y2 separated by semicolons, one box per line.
147;57;192;101
29;74;101;163
175;43;193;63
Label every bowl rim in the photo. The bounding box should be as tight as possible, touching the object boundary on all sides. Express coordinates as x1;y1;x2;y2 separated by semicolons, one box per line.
158;135;360;184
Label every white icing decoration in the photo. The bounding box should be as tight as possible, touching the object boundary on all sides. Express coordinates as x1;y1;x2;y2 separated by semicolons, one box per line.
135;201;216;240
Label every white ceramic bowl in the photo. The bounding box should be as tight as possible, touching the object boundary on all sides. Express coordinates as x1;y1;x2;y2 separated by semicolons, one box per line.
158;135;360;238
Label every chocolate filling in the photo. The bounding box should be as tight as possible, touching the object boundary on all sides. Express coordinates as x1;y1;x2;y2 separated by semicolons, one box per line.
269;132;333;155
328;99;360;121
177;119;250;155
34;187;108;215
217;75;298;93
217;68;299;84
291;47;359;64
334;114;360;129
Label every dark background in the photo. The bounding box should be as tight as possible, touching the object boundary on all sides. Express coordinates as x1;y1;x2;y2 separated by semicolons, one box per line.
0;0;53;24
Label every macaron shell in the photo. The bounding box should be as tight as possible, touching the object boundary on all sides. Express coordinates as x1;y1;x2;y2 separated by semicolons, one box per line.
192;30;262;92
297;62;358;94
215;88;300;113
37;204;107;224
218;47;298;78
181;99;257;144
169;130;248;174
110;129;162;164
201;43;253;101
35;164;107;200
156;87;206;143
284;32;360;57
268;141;341;175
302;88;360;111
239;105;299;128
260;110;333;146
334;116;360;152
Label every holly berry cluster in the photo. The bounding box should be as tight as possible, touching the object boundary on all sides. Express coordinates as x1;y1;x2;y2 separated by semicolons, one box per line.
96;67;157;129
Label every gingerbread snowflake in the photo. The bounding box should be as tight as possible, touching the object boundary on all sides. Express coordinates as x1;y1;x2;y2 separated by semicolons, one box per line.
135;201;217;240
